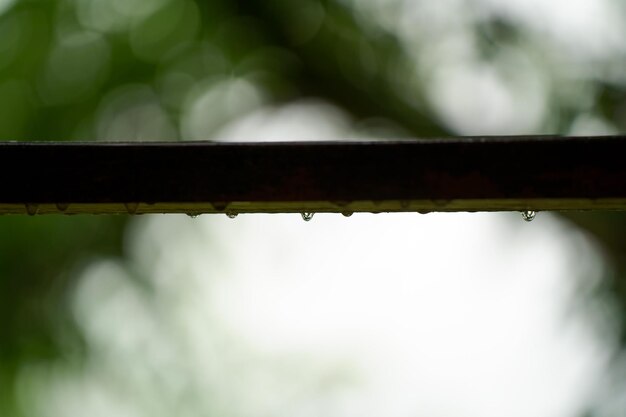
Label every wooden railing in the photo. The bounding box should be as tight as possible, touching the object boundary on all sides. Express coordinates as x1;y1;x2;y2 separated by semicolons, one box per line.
1;136;625;215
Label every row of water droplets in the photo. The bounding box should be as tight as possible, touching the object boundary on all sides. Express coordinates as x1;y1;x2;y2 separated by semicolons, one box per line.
23;204;326;219
22;203;537;222
186;212;318;221
25;202;143;215
25;203;69;215
204;210;538;222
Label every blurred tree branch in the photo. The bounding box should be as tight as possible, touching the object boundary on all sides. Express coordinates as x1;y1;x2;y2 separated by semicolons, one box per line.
232;0;450;136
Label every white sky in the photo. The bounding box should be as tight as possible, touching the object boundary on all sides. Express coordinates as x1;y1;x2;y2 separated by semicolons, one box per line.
25;210;613;417
205;212;611;417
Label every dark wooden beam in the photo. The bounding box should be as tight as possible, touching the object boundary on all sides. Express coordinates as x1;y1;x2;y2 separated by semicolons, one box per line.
1;136;625;215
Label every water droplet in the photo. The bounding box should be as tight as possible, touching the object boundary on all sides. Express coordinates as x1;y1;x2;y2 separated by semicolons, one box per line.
124;203;139;215
521;210;536;222
342;211;353;217
226;212;238;219
56;203;69;212
301;212;314;221
25;203;38;216
417;210;431;215
187;213;199;218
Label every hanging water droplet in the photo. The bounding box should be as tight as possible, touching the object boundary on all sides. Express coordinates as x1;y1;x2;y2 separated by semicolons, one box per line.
341;211;353;217
186;213;199;218
521;210;536;222
25;203;39;216
226;212;238;219
56;203;69;212
301;212;314;221
124;203;139;215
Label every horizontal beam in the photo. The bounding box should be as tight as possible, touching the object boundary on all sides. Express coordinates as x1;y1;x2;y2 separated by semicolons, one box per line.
1;136;625;215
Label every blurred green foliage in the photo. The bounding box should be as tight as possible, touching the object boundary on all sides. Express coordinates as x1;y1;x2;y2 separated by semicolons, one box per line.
0;215;126;414
0;0;625;416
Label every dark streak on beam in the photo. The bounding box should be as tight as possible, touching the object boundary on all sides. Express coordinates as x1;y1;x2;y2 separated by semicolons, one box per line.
1;136;625;215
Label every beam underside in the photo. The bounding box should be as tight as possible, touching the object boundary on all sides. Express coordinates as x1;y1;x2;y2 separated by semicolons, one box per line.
1;137;625;215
